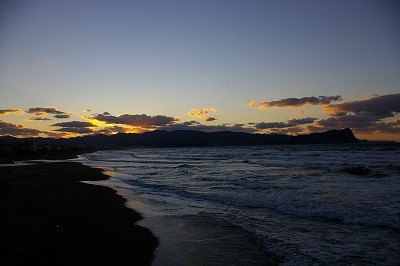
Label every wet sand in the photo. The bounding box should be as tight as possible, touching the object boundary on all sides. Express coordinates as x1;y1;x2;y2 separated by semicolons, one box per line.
138;215;281;266
0;161;158;265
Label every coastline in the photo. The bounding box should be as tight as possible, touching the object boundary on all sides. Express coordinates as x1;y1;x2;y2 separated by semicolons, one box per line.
0;149;98;164
79;150;283;265
0;159;158;265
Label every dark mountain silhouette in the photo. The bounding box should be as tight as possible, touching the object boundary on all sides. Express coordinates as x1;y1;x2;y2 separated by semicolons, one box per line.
1;128;359;148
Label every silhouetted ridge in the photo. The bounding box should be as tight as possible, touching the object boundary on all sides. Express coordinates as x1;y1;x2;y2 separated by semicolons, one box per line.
290;127;358;144
1;128;359;149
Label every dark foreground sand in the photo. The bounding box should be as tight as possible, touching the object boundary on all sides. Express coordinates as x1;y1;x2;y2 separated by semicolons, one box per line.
0;161;158;265
0;149;97;164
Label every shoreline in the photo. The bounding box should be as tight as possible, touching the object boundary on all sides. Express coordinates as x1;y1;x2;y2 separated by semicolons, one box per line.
79;152;283;265
0;160;158;265
0;149;98;164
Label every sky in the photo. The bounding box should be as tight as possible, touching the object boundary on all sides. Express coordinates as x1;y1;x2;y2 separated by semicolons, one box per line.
0;0;399;141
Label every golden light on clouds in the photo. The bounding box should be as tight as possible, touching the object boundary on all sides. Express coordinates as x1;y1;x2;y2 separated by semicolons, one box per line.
188;108;217;121
0;93;399;141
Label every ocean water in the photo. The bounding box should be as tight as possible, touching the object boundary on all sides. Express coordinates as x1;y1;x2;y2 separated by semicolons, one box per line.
80;144;400;265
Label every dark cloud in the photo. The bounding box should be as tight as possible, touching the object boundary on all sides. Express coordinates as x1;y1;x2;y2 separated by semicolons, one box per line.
370;121;400;134
53;127;94;134
268;126;305;135
0;109;23;115
50;120;97;135
306;94;400;135
255;122;288;129
27;117;52;121
51;121;97;128
160;121;256;133
250;96;342;110
315;115;374;130
92;113;178;127
0;119;42;137
27;106;71;119
324;93;400;118
287;117;317;126
53;114;71;119
308;116;400;134
254;117;317;129
27;106;68;116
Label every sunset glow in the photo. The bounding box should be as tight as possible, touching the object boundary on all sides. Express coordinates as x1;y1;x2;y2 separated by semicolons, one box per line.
0;1;399;141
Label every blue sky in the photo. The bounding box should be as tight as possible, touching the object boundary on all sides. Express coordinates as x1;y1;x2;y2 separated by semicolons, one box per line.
0;0;399;140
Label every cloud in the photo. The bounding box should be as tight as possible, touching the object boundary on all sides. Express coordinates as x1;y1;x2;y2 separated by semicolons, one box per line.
50;121;97;135
323;93;400;118
287;117;317;126
308;115;400;134
53;114;71;119
51;121;96;128
92;113;178;128
83;109;91;113
250;95;342;110
0;119;43;137
27;106;66;115
27;107;71;119
0;109;24;115
96;126;134;135
369;120;400;134
268;126;305;135
53;127;94;134
304;93;400;135
188;108;218;122
254;122;288;129
160;121;256;133
312;115;374;131
26;106;72;119
254;117;317;130
205;117;217;121
27;117;52;121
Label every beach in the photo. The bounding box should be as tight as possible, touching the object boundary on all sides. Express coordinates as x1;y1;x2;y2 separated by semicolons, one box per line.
2;144;399;265
0;159;158;265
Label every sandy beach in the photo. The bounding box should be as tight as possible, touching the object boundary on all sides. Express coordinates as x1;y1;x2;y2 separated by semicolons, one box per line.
0;160;158;265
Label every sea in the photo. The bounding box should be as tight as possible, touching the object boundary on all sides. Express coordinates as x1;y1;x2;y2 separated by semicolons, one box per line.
79;143;400;265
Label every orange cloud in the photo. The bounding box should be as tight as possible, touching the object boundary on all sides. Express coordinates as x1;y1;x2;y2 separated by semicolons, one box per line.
96;125;144;135
0;109;24;115
188;108;217;121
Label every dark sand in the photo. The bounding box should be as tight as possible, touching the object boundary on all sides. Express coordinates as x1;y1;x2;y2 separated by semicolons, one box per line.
0;149;97;164
0;161;158;265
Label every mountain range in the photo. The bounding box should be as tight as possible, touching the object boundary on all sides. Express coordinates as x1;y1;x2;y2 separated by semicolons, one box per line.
1;128;359;148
